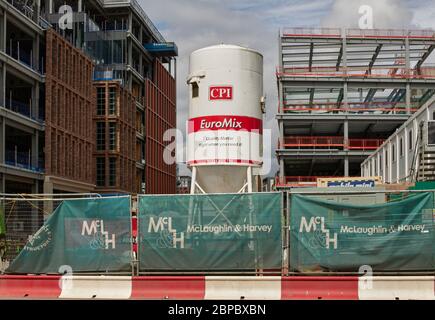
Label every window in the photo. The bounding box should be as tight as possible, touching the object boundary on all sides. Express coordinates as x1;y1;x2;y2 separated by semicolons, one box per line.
109;157;116;186
192;82;199;98
380;155;383;174
385;150;388;167
96;157;105;187
392;144;395;162
109;122;117;151
109;87;116;115
97;122;105;151
400;138;403;157
428;122;435;145
409;130;413;150
97;87;105;115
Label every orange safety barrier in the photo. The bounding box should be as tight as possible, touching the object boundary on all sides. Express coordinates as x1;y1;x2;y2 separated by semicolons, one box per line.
280;136;384;150
276;66;435;79
283;136;344;148
347;139;384;150
280;102;418;114
281;107;417;114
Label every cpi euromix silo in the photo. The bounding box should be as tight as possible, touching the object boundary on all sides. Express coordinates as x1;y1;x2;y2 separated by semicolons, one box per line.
187;44;264;194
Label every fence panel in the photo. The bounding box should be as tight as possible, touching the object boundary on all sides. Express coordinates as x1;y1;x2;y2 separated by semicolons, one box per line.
138;192;283;272
289;192;435;272
5;196;132;274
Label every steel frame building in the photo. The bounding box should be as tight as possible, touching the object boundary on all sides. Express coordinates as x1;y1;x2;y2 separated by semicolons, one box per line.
276;27;435;188
0;0;177;195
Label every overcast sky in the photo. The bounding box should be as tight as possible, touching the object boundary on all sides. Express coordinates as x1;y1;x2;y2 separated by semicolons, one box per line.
139;0;435;177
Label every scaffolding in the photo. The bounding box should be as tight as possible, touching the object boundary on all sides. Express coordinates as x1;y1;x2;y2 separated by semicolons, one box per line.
277;27;435;186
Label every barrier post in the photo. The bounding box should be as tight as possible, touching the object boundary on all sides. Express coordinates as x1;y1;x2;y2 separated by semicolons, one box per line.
282;192;290;276
132;195;139;276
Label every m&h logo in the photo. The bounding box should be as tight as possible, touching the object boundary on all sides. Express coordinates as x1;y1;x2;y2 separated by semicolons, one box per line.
148;217;185;249
299;216;338;249
81;220;116;250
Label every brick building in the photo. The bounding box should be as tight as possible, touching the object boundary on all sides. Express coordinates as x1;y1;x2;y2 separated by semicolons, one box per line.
0;0;177;196
44;28;95;194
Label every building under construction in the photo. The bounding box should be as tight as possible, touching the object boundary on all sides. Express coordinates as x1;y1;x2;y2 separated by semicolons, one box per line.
276;27;435;188
0;0;177;196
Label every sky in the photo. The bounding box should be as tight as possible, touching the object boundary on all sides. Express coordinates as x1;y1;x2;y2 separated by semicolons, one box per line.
139;0;435;176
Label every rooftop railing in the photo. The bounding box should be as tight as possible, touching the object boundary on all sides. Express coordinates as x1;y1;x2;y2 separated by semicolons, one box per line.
281;27;435;39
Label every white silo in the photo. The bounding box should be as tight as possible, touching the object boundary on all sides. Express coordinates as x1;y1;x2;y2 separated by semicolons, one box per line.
187;44;264;194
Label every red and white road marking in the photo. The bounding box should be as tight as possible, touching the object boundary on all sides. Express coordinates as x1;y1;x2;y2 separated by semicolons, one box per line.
0;275;433;300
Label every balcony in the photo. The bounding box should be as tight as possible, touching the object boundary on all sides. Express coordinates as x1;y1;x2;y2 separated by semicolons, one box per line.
4;150;44;173
4;98;44;123
103;0;165;42
5;24;45;74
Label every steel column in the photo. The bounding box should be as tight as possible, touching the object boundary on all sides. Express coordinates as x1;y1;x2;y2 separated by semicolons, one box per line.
344;118;349;176
0;10;4;52
0;64;4;107
0;117;4;164
405;37;411;114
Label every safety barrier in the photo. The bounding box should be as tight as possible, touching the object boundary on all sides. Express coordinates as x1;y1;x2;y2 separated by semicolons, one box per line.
279;101;419;114
0;275;433;300
276;66;435;79
281;136;384;150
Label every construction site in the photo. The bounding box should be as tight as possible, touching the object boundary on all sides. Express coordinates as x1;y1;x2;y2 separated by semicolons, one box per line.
276;27;435;188
0;0;434;303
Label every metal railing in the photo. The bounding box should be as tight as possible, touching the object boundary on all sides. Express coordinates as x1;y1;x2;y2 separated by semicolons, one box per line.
7;44;32;68
281;27;435;39
282;27;342;37
346;28;435;39
6;0;34;20
280;101;419;114
4;150;44;173
277;66;435;79
281;136;384;150
6;0;51;30
103;0;165;42
3;98;44;123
